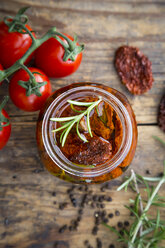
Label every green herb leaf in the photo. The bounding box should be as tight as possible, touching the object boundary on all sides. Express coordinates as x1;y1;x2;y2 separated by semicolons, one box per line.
51;97;102;146
105;160;165;247
152;136;165;146
76;121;88;143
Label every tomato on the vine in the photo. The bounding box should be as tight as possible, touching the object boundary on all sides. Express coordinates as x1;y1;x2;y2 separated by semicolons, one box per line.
34;34;83;78
0;21;35;68
0;64;3;85
0;109;11;150
9;67;52;112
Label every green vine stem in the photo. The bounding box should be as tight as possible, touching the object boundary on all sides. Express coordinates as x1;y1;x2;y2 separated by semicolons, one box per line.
0;7;84;96
54;33;84;61
0;96;10;131
0;26;56;81
18;64;47;96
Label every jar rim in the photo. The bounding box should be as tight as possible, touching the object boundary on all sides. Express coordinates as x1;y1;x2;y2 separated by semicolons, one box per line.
42;84;133;178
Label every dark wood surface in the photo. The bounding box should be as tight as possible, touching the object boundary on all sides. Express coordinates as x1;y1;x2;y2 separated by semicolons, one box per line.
0;0;165;247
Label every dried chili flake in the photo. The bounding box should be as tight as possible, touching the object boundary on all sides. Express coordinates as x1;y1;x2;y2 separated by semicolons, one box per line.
115;45;154;95
158;94;165;132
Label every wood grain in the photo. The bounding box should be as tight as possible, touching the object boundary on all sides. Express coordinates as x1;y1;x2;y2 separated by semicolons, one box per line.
0;0;165;247
0;126;165;248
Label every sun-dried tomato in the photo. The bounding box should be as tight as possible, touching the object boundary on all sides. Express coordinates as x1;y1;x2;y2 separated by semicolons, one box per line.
90;101;114;140
158;94;165;132
56;97;124;166
61;133;112;165
115;45;154;95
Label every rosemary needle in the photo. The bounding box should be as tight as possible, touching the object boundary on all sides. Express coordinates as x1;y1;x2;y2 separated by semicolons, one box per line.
50;96;102;146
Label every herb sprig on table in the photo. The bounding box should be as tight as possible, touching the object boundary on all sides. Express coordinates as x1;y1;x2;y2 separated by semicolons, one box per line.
104;137;165;248
50;97;102;147
104;161;165;248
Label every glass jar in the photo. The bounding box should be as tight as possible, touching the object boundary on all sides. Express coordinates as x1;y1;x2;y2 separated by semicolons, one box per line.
36;82;138;184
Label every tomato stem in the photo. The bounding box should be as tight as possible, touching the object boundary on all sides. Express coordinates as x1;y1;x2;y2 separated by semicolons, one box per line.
0;96;9;112
18;64;46;96
55;32;75;50
0;25;83;81
0;96;10;131
0;7;84;96
19;64;37;87
21;24;36;43
54;32;84;61
20;64;35;79
0;27;57;83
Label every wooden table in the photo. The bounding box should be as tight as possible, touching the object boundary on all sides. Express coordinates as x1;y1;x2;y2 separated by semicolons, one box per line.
0;0;165;247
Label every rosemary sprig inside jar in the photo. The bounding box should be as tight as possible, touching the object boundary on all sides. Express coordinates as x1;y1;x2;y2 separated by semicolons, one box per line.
50;96;102;147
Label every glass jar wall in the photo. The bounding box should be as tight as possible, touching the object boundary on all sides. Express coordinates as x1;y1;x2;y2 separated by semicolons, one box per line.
36;82;138;184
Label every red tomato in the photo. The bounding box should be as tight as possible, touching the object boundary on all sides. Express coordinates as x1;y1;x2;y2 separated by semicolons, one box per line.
9;67;52;112
0;109;11;150
0;21;35;68
0;64;3;85
34;34;82;78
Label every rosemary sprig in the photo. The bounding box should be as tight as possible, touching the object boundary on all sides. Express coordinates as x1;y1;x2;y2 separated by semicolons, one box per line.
104;136;165;248
105;165;165;248
50;97;102;147
152;135;165;146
